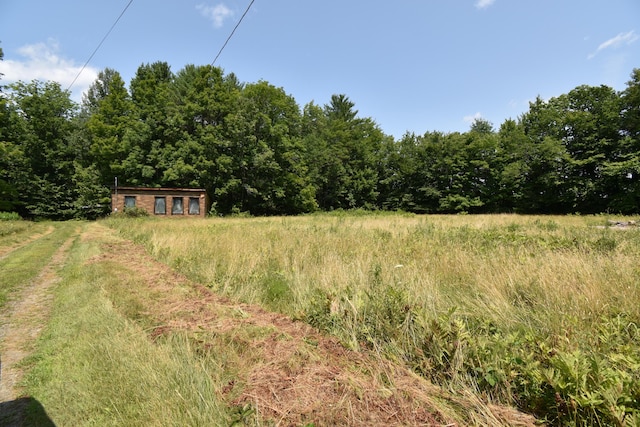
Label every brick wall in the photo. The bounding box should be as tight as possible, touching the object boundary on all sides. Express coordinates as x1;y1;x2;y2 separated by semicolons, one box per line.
111;188;207;218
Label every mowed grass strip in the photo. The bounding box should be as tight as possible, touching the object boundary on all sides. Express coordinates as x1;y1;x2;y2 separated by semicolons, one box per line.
0;222;75;310
22;223;230;427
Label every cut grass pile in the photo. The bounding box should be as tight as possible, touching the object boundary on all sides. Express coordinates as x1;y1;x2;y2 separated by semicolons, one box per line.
105;213;640;426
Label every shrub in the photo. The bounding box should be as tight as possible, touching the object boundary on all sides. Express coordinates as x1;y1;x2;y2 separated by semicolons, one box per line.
112;207;150;218
0;212;21;221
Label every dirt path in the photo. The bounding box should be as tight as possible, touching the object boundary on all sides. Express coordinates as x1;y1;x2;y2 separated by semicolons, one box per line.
0;227;77;425
92;223;536;427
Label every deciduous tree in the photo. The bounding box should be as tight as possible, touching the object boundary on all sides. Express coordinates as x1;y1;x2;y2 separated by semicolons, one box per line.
6;81;78;218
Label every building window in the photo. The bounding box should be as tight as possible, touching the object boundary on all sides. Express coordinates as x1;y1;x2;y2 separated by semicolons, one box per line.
171;197;184;215
124;196;136;208
154;197;166;215
188;197;200;215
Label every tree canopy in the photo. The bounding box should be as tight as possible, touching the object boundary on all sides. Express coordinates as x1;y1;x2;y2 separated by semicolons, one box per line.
1;61;639;218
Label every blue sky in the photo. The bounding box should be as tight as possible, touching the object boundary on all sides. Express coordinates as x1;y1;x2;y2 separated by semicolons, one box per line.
1;0;639;138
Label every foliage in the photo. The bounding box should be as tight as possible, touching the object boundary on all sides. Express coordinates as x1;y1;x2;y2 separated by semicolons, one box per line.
3;63;640;218
3;80;79;219
302;95;386;211
0;211;21;221
112;206;150;218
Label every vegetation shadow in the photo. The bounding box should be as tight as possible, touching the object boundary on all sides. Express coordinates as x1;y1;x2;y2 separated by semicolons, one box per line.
0;397;56;427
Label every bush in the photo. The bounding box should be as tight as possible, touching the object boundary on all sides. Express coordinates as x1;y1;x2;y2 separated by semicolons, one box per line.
0;212;21;221
112;207;150;218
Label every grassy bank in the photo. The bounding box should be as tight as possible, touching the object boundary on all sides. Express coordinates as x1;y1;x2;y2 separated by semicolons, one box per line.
105;213;640;426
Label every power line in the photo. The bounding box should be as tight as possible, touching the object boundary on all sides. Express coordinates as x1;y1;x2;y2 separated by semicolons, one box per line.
211;0;256;66
67;0;134;92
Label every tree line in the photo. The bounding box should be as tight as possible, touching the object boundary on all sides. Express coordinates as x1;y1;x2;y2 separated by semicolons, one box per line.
1;55;639;218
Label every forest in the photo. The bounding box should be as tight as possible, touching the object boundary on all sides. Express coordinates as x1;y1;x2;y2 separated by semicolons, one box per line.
1;46;639;218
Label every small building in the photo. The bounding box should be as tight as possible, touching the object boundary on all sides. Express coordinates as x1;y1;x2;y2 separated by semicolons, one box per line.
111;187;208;218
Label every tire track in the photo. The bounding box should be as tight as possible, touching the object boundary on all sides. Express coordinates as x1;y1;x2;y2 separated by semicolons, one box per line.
0;226;55;262
0;225;79;425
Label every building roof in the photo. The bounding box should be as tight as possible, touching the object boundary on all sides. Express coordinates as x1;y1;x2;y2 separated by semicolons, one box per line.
112;187;206;193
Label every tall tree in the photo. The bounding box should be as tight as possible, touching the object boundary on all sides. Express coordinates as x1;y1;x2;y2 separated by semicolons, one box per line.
466;119;501;211
6;81;78;218
0;106;23;211
378;132;444;213
85;68;142;185
378;133;422;212
522;87;624;213
500;117;566;213
560;85;622;212
0;43;20;211
621;68;640;140
604;69;640;213
304;95;384;210
165;65;239;201
126;61;174;185
429;132;485;213
469;117;494;134
301;101;330;206
215;81;315;214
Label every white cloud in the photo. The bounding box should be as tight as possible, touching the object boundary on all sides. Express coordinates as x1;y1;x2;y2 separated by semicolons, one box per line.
588;30;638;59
508;99;520;109
0;39;98;102
463;112;483;123
475;0;496;10
197;3;234;28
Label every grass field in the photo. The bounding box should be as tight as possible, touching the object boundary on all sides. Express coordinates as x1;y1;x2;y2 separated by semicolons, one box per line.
3;218;536;426
104;213;640;426
2;213;638;425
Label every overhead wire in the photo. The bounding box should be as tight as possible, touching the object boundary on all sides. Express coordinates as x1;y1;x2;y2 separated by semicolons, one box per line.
211;0;256;66
66;0;135;92
67;0;253;92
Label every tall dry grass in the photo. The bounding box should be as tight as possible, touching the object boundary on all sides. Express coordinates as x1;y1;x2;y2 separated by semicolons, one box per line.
106;213;640;425
111;214;639;321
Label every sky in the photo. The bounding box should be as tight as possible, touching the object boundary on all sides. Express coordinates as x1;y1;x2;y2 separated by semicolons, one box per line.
1;0;639;139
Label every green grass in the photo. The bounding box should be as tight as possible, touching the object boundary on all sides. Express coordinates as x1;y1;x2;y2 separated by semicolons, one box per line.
0;222;75;310
105;213;640;426
0;219;49;247
22;223;231;427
